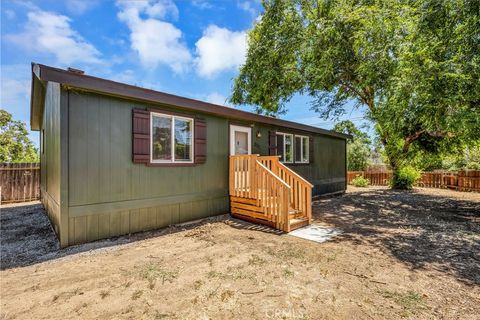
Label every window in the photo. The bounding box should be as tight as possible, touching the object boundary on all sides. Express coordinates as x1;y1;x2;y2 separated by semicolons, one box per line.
295;135;309;163
151;112;193;163
276;133;293;163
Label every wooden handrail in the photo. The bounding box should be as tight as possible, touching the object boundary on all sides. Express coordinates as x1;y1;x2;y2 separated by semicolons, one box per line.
255;160;290;231
259;156;313;188
277;162;313;188
229;154;313;231
255;161;291;189
258;156;312;224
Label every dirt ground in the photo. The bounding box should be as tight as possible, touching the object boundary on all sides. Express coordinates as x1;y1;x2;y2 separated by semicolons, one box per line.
1;187;479;319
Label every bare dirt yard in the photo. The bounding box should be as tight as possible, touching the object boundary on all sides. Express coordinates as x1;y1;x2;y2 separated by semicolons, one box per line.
1;187;479;319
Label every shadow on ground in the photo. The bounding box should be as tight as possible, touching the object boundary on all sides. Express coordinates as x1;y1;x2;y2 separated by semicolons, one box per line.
0;202;263;271
314;188;480;285
3;189;479;286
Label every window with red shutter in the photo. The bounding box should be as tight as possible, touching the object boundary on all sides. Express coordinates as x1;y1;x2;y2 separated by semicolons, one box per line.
132;109;206;166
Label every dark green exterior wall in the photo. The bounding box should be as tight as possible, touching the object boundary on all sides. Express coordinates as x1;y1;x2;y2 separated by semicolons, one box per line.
40;82;69;246
40;82;61;234
41;87;346;246
66;91;229;245
233;121;347;196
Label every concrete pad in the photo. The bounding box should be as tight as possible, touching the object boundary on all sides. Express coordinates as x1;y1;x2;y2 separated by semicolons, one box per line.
289;224;341;243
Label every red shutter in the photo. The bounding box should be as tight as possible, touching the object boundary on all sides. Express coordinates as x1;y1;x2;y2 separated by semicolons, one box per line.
277;134;284;161
194;118;207;164
132;108;150;163
268;131;277;155
309;136;314;163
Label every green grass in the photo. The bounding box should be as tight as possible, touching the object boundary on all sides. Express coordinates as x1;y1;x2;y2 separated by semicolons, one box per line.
380;289;427;317
283;268;294;278
131;290;143;300
207;265;256;282
138;262;179;289
267;245;305;260
248;254;267;266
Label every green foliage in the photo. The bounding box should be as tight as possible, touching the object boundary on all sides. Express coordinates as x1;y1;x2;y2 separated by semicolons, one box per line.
410;143;480;171
231;0;480;185
230;0;304;115
351;175;369;187
347;139;371;171
391;166;421;190
334;120;372;170
333;120;371;145
0;110;39;163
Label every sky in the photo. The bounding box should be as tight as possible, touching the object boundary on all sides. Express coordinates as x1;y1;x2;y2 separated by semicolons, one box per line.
1;0;368;147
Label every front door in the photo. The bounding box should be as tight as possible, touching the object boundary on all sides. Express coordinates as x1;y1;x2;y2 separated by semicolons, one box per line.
230;125;252;155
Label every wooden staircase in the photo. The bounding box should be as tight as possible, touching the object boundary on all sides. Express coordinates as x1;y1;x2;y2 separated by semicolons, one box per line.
229;155;313;232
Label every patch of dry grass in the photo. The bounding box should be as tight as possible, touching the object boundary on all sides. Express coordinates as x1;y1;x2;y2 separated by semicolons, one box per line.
137;261;179;289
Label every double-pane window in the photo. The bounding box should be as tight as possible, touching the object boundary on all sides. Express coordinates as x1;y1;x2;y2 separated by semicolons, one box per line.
151;113;193;163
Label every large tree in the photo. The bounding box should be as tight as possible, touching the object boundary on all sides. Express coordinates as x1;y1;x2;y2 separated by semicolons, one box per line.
231;0;480;188
0;110;39;163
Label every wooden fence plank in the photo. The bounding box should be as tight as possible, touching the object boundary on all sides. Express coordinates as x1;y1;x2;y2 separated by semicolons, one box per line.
348;170;480;192
0;163;41;203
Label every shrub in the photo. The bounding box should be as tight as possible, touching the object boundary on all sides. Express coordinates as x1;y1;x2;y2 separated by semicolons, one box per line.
391;166;421;190
351;175;370;187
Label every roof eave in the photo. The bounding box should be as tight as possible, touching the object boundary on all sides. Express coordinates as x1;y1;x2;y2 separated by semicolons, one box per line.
32;63;351;140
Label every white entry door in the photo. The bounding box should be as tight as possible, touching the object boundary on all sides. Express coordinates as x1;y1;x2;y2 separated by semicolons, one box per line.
230;125;252;155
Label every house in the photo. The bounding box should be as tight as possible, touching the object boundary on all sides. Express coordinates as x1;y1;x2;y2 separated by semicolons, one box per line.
30;63;349;247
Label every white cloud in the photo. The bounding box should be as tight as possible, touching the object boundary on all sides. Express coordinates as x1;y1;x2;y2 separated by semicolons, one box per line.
116;0;191;73
1;78;30;108
6;10;102;65
0;64;32;126
237;1;257;17
192;0;213;9
204;92;227;105
1;65;39;146
195;25;247;78
65;0;99;15
4;9;16;19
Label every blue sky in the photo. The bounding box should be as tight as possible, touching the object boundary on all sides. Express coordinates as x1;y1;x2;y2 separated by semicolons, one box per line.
1;0;368;147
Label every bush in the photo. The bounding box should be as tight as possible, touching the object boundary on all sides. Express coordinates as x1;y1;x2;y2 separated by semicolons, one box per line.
391;166;421;190
351;175;370;187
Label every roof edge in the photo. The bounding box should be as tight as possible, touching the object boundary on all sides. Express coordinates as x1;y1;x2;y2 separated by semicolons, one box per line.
30;62;45;131
32;63;351;140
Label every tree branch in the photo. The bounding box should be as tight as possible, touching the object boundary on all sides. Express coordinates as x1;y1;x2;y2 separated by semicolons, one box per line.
403;129;426;153
339;80;371;108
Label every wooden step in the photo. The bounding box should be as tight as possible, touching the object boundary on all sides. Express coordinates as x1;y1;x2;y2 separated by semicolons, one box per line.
289;218;309;231
288;208;303;219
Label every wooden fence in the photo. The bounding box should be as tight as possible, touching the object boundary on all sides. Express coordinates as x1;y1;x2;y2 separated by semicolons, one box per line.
348;170;480;192
0;163;40;204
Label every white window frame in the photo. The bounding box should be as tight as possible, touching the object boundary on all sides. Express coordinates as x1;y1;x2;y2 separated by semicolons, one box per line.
295;134;309;164
150;112;194;164
277;132;294;164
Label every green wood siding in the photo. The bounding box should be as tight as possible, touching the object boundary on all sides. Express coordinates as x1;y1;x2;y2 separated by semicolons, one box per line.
246;122;346;195
53;89;346;246
40;82;69;247
66;91;229;244
40;82;62;237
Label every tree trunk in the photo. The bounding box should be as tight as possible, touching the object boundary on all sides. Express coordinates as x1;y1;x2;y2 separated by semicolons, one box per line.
384;149;403;189
385;138;419;190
